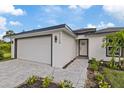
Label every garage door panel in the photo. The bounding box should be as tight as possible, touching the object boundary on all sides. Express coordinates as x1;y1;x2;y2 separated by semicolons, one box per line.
17;36;51;65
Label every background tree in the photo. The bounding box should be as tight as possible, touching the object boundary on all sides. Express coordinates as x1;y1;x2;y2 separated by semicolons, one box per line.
3;30;15;42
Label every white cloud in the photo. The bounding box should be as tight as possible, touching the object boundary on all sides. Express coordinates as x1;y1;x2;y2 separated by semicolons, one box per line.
9;21;22;26
0;16;7;30
68;5;77;9
87;24;96;28
0;5;25;16
37;25;41;28
44;6;62;13
0;31;6;39
69;5;92;10
86;21;115;29
103;5;124;20
79;5;93;9
106;22;115;27
0;16;8;39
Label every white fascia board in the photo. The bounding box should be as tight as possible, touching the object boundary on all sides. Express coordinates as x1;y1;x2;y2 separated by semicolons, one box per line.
63;26;77;38
11;26;77;39
11;28;64;39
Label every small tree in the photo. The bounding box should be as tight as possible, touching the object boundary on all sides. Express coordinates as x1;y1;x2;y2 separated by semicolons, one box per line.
115;30;124;65
102;33;119;67
3;30;15;42
102;30;124;67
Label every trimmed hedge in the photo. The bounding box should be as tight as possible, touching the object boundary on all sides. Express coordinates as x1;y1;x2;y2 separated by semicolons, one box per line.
0;50;4;60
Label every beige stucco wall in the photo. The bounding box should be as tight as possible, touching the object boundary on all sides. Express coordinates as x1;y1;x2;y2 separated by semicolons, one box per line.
52;31;77;68
88;35;110;61
11;29;76;68
11;38;15;58
88;35;121;62
77;34;121;62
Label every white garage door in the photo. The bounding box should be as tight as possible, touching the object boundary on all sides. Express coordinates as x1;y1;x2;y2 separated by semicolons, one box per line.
17;35;51;65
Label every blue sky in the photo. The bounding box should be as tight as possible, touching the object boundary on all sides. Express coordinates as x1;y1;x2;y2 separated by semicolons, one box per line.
0;5;124;38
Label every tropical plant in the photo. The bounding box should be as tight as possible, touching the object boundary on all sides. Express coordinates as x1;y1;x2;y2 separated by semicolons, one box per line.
115;30;124;65
98;81;111;88
0;50;4;60
89;63;99;71
42;75;54;88
95;73;104;82
59;80;73;88
26;75;38;85
102;33;119;67
102;30;124;67
88;58;99;71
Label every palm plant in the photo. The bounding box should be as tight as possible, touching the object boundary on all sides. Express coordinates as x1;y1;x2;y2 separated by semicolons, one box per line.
103;33;119;67
103;30;124;67
115;30;124;65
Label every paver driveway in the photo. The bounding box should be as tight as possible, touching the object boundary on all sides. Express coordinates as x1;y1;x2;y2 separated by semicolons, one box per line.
0;58;88;88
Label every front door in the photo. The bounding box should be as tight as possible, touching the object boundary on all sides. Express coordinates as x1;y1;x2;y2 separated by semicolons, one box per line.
79;39;88;57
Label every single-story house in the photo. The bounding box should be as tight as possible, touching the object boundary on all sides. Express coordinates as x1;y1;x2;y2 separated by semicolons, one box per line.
11;24;124;68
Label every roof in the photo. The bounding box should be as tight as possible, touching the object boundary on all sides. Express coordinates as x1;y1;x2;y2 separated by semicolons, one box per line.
13;24;124;37
90;27;124;35
14;24;70;35
73;28;96;35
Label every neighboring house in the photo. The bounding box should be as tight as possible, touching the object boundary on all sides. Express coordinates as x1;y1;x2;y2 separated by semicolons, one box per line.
11;24;124;68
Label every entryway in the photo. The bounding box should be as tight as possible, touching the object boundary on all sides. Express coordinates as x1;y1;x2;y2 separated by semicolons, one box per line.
79;39;88;57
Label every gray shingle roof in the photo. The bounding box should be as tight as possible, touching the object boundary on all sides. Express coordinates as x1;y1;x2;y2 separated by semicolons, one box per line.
14;24;69;35
14;24;124;36
95;27;124;34
73;28;96;35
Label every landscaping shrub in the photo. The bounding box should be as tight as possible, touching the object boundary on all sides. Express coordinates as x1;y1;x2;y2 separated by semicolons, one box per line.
42;76;54;88
89;58;97;64
107;61;120;70
26;75;38;85
59;80;73;88
95;73;104;82
88;58;100;71
89;62;99;71
0;42;11;60
98;81;111;88
113;64;120;70
0;43;11;53
0;50;4;60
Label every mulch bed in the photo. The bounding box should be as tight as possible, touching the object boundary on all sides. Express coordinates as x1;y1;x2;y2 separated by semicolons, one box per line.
85;69;98;88
85;66;111;88
17;77;58;88
85;65;111;88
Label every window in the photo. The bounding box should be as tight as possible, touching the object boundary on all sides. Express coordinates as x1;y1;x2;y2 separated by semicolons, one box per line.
121;47;124;57
106;47;120;56
106;39;124;57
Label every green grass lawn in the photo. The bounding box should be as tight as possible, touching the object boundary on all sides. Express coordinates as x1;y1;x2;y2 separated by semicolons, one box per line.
103;68;124;88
